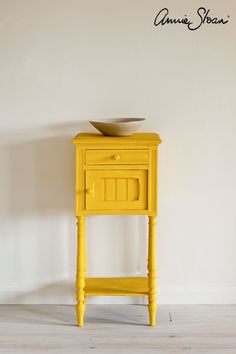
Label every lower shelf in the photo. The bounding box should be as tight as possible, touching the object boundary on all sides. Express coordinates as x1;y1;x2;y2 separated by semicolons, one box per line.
84;277;148;296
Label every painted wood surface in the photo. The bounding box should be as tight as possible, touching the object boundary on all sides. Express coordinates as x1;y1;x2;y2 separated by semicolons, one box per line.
73;133;161;326
76;216;86;327
148;216;157;326
85;277;148;296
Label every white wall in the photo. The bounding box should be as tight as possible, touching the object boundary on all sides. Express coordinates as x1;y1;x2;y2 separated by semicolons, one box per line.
0;0;236;304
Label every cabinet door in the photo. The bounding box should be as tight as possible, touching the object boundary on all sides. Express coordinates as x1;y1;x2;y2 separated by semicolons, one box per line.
85;170;147;211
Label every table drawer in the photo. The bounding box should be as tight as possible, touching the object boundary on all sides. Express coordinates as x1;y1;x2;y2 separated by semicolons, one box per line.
85;149;149;165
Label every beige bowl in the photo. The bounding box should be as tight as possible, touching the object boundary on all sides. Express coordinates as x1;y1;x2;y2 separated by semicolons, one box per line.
89;118;145;137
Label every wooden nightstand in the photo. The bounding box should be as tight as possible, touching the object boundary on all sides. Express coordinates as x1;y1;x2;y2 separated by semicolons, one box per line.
72;133;161;326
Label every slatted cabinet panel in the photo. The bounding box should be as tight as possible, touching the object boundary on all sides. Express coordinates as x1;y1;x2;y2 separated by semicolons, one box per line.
85;170;147;210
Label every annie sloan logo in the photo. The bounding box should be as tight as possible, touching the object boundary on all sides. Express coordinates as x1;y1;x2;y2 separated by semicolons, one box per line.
154;7;230;31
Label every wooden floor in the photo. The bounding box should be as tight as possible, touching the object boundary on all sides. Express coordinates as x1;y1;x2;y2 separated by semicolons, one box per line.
0;305;236;353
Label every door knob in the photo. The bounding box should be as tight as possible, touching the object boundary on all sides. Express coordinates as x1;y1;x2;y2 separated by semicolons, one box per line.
112;154;121;161
86;188;93;195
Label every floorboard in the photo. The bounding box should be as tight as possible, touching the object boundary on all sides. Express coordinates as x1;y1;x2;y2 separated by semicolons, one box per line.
0;305;236;353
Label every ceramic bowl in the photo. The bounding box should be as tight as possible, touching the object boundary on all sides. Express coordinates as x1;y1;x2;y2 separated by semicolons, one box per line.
89;118;145;137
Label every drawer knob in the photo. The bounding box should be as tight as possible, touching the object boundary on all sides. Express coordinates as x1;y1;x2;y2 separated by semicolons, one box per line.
112;154;121;161
86;188;93;195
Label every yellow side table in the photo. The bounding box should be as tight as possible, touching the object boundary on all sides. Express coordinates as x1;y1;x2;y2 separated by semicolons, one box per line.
72;133;161;326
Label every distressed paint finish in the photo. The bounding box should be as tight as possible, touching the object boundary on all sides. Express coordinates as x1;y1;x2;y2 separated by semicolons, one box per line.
73;133;161;326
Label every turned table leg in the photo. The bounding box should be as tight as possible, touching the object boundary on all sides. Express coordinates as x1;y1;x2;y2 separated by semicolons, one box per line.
76;216;86;327
148;216;157;326
83;217;87;307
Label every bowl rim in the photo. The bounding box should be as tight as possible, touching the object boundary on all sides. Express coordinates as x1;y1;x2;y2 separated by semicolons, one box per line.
89;118;145;125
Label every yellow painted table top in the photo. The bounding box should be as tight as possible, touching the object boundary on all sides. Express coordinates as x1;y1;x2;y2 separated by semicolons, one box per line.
73;133;162;145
